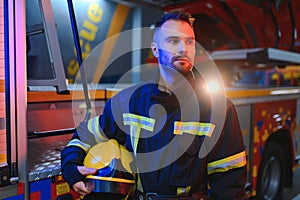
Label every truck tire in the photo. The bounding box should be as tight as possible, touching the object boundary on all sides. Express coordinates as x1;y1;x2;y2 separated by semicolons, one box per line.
256;142;286;200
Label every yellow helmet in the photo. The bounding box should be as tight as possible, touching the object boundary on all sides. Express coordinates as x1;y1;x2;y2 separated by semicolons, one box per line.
84;139;136;195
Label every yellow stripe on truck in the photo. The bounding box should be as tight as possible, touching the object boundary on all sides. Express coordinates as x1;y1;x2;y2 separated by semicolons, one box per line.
93;4;130;83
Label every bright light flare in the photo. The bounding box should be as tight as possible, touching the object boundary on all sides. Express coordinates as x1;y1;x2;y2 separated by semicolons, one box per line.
207;80;220;93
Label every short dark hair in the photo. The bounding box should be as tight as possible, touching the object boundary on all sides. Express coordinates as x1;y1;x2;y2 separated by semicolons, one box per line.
155;11;195;29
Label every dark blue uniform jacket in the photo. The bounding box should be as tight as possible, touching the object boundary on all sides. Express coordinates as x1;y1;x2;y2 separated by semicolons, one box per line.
61;73;247;199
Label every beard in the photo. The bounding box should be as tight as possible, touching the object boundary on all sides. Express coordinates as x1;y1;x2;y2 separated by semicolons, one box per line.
158;54;193;75
171;55;193;74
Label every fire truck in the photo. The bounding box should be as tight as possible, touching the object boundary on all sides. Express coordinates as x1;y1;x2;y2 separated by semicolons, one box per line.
1;0;300;199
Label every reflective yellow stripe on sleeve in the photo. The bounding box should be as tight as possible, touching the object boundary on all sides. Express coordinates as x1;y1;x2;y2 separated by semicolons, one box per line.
177;186;191;196
87;116;108;143
207;151;246;175
66;139;91;153
174;121;215;137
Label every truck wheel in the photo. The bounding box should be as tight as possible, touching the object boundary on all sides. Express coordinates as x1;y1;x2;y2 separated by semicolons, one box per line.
256;142;286;200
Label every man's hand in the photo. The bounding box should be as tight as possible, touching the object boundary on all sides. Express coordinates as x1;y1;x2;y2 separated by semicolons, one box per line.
72;166;98;197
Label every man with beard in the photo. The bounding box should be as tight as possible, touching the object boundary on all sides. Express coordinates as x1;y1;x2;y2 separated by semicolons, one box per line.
61;11;247;200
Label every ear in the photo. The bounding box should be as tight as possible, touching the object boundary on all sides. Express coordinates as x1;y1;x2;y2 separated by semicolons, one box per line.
151;42;159;58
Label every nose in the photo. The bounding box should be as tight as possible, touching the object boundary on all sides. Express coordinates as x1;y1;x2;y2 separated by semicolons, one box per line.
178;41;187;54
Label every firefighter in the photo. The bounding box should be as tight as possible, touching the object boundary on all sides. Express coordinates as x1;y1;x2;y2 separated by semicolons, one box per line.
61;11;247;200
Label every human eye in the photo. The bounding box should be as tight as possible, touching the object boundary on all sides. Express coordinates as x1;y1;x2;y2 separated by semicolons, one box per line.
186;38;195;45
167;38;180;44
